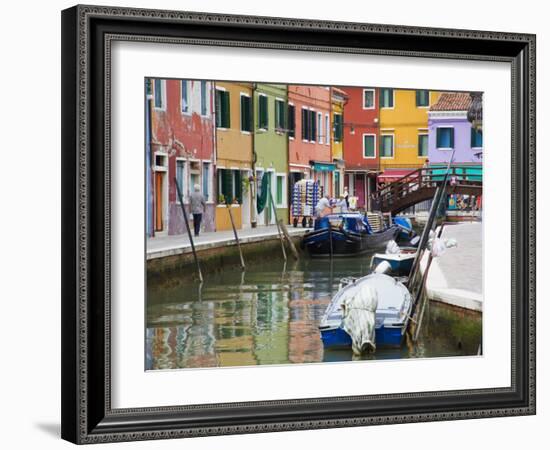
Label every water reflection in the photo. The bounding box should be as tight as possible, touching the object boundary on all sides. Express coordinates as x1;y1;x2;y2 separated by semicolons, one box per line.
146;255;481;370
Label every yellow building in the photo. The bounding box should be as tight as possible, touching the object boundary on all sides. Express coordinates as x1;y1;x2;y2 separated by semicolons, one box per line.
214;82;254;229
378;89;441;177
331;87;347;198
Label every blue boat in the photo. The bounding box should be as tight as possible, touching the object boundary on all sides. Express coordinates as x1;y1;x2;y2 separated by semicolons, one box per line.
301;213;400;257
370;248;416;276
319;273;413;349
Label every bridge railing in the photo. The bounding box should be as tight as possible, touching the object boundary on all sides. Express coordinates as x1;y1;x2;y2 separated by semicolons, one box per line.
372;166;483;210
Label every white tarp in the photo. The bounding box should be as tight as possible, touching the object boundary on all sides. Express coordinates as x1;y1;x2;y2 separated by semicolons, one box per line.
341;285;378;355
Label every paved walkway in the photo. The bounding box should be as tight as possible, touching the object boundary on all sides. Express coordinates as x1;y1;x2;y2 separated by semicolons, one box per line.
422;222;483;311
147;224;309;260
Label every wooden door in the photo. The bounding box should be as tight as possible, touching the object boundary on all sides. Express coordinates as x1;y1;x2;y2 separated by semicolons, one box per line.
155;172;163;231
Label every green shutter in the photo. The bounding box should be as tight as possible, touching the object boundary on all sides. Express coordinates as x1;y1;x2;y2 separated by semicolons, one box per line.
215;90;221;127
223;91;230;128
288;105;295;138
301;108;307;140
258;95;268;129
450;128;454;148
310;110;316;141
364;135;374;157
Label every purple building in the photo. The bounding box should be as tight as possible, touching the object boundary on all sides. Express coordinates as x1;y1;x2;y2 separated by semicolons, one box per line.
428;92;483;164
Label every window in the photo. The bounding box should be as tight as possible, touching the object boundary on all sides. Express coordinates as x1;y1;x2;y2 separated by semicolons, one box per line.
418;134;429;156
317;112;323;143
200;81;208;115
301;108;309;140
288;104;295;138
276;175;285;206
380;135;394;157
181;80;189;113
175;160;187;201
333;113;343;143
153;79;165;109
416;90;429;107
436;127;455;149
258;94;268;130
325;114;330;145
309;109;317;142
215;89;230;128
380;88;394;108
363;89;375;109
275;99;286;131
363;134;376;158
189;161;201;195
202;162;211;201
240;94;252;132
471;128;483;148
218;169;241;204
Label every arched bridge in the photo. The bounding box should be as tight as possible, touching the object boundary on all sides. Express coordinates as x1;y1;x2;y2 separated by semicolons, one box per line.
372;166;482;214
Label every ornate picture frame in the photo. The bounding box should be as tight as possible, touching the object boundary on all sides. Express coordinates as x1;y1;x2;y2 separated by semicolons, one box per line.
61;5;535;444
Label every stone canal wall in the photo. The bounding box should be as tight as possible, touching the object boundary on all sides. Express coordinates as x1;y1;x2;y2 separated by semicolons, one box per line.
147;227;306;280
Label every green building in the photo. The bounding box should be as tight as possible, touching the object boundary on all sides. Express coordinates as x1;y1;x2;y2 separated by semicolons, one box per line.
253;84;289;225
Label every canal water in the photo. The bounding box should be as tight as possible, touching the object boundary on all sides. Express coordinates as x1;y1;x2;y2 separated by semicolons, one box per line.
146;253;482;370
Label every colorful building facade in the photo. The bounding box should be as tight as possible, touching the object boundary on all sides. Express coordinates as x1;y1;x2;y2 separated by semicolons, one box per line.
288;85;333;206
378;89;441;182
342;87;380;210
254;84;289;225
214;82;254;230
428;92;483;164
330;87;348;199
148;78;216;236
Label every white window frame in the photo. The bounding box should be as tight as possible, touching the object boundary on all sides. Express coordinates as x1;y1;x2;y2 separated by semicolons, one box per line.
362;88;376;110
325;114;330;146
380;133;395;159
153;79;166;111
288;102;295;141
258;92;268;132
417;130;429;158
317;111;323;144
362;133;377;159
436;126;455;151
275;173;287;208
180;80;191;115
215;86;229;131
202;161;214;203
274;97;286;133
198;80;210;117
380;88;395;110
239;92;252;135
175;157;188;204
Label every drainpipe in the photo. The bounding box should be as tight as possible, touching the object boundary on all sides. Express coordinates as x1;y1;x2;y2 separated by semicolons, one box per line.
146;79;154;237
250;83;258;228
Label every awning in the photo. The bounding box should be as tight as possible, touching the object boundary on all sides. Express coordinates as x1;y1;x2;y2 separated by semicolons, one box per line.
311;161;336;172
378;169;418;183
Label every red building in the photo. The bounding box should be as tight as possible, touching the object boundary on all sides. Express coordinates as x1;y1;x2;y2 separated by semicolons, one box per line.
149;78;216;235
288;85;334;200
342;87;380;210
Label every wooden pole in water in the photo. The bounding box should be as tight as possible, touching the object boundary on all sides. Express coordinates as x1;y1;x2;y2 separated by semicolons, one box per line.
226;203;245;270
174;177;203;283
269;189;287;261
278;219;299;260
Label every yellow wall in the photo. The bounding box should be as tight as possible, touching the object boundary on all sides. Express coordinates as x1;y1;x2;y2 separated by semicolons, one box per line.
215;205;242;231
215;82;253;170
379;90;441;170
331;100;344;160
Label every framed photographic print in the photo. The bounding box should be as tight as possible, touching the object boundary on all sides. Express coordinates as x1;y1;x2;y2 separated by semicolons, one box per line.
61;4;536;444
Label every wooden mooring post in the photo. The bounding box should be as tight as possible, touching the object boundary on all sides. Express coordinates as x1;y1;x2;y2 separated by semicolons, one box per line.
268;190;287;261
226;203;245;270
174;178;203;283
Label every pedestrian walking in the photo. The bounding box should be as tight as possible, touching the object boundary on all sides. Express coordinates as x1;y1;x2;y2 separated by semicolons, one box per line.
189;184;206;237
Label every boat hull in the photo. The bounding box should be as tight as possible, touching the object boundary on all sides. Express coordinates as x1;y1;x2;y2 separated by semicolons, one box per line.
371;254;414;276
302;226;400;258
320;325;404;349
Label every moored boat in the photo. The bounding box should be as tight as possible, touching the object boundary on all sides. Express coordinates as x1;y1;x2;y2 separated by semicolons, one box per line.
301;213;400;258
370;248;416;276
319;273;413;349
